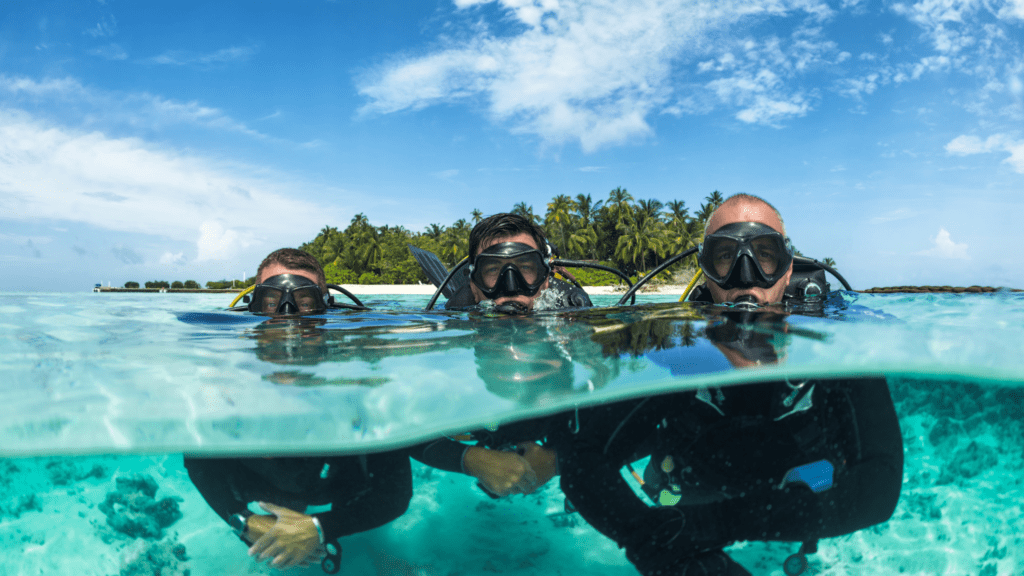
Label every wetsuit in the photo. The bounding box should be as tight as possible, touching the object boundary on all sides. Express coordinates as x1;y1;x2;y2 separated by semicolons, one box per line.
557;378;903;576
184;451;412;545
418;278;592;481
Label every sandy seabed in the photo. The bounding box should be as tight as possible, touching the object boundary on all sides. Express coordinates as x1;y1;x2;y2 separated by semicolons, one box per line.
1;379;1021;575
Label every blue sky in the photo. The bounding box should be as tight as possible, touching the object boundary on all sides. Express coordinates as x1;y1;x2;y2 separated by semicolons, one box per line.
1;0;1022;291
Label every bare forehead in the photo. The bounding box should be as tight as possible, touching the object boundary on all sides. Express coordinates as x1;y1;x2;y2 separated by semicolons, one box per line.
706;200;785;236
478;232;540;254
258;263;320;285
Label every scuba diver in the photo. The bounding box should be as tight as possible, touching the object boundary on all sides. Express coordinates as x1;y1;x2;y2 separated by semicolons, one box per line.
410;213;599;497
184;248;412;573
556;194;904;576
442;212;593;313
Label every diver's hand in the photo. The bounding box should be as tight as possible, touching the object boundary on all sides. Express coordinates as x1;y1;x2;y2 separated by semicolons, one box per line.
248;502;322;570
463;446;539;496
517;442;558;487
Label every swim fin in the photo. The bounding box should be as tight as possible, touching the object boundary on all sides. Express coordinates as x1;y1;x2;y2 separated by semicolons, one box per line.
408;244;469;298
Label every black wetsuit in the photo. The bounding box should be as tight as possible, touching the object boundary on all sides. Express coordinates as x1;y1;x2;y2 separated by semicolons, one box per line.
557;378;903;576
184;451;412;544
417;278;592;479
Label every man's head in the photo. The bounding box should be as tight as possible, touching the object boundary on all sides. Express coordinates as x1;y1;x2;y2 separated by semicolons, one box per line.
701;194;793;306
250;248;331;315
468;213;552;312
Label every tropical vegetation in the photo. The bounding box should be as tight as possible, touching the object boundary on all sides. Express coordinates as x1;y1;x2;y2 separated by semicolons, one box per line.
299;189;734;286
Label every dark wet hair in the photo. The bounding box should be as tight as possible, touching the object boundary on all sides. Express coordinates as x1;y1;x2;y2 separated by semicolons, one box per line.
256;248;327;290
469;213;549;257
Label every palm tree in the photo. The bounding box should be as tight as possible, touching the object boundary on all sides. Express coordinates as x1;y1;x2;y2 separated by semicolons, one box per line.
573;194;603;228
821;257;837;269
695;202;716;229
615;209;667;274
706;190;724;208
545;195;575;253
637;198;665;222
471;209;483;224
511;202;540;224
424;223;446;241
666;200;689;223
439;219;471;266
606;187;634;225
567;226;598;260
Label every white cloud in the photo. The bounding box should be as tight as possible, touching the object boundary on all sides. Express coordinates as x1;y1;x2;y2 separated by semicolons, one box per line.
870;208;917;223
945;133;1024;172
357;0;835;151
87;43;127;61
433;169;460;179
0;75;266;138
917;228;969;259
0;109;345;263
149;46;258;67
197;222;248;262
159;251;186;266
84;16;117;38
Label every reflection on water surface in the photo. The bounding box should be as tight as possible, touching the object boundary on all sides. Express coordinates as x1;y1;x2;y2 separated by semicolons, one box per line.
1;293;1022;574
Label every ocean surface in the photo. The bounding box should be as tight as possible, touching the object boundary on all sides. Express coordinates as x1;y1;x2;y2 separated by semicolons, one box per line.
1;290;1022;575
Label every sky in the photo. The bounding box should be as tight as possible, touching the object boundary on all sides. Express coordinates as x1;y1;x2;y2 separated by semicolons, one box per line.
1;0;1022;291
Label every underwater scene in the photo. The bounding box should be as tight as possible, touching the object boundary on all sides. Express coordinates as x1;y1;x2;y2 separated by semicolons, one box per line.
2;291;1022;575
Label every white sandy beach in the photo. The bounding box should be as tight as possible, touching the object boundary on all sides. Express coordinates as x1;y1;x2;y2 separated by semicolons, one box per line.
336;284;689;296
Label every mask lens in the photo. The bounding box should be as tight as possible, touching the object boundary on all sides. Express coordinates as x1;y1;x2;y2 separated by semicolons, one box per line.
706;238;739;279
292;287;324;313
477;257;505;289
474;253;546;289
512;254;542;284
751;236;782;275
256;288;285;314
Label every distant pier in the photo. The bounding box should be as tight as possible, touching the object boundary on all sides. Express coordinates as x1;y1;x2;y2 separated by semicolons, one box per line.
92;287;243;293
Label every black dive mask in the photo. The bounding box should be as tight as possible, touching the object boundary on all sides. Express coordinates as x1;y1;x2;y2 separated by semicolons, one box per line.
469;242;551;300
698;222;793;290
248;274;330;315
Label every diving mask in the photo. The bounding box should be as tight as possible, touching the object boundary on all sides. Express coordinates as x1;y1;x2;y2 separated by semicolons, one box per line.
248;274;330;315
469;242;551;300
698;222;794;290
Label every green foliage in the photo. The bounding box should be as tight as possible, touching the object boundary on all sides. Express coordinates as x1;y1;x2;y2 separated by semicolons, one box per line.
324;262;358;285
124;281;139;289
183;280;200;289
171;281;184;289
565;264;626;286
358;271;382;284
286;188;827;287
144;281;170;289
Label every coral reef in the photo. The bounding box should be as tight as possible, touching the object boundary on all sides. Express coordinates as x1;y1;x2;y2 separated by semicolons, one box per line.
46;460;107;486
119;536;190;576
98;474;183;540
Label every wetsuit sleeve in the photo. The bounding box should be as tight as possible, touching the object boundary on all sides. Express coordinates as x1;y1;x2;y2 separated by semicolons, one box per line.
408;438;470;473
183;456;248;524
316;450;413;542
819;377;904;535
556;396;679;548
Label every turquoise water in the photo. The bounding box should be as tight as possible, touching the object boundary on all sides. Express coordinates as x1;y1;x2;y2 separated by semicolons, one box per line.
1;291;1022;574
